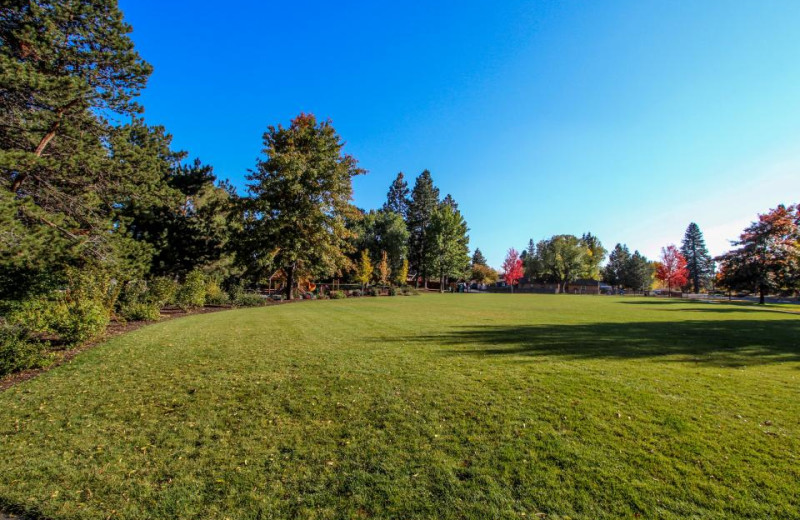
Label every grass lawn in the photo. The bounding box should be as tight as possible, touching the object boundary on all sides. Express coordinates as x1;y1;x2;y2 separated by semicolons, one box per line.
0;294;798;519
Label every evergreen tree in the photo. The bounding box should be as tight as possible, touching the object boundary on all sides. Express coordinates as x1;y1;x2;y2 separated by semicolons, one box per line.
680;222;714;293
238;114;364;300
603;243;631;289
471;248;488;266
427;199;470;292
0;1;158;298
407;170;440;288
383;172;410;219
626;251;654;292
356;209;409;275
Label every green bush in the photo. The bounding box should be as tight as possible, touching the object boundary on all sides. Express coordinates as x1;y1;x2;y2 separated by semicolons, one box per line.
204;279;230;306
330;290;346;300
176;270;206;310
233;293;266;307
367;288;380;297
147;277;178;307
119;302;161;321
388;286;398;296
401;287;420;296
120;279;148;307
0;326;50;376
350;289;363;297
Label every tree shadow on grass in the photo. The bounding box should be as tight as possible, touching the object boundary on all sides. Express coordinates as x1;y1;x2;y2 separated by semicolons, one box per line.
390;318;800;367
618;299;800;316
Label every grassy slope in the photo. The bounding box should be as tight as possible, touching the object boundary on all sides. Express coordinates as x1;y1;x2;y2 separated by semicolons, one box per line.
0;294;798;520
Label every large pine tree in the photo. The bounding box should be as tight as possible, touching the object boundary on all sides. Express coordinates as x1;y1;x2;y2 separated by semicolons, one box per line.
406;170;440;288
239;114;364;300
680;222;714;293
383;172;410;219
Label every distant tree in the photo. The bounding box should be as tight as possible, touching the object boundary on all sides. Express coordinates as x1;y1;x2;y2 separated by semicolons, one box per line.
471;248;488;266
716;204;799;304
427;199;470;292
603;244;631;289
581;232;607;279
239;114;364;300
407;170;440;288
540;235;586;293
383;172;410;219
681;223;714;293
626;251;654;292
523;239;545;281
395;258;409;286
471;263;499;285
356;250;373;289
655;245;689;296
357;209;409;274
377;250;391;286
502;248;524;292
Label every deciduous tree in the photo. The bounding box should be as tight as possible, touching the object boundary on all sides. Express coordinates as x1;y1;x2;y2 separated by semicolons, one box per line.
716;204;799;304
655;245;689;296
427;199;470;292
502;248;524;292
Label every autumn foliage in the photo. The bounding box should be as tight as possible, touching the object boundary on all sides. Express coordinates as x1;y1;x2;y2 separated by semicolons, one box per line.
655;245;689;295
502;248;524;292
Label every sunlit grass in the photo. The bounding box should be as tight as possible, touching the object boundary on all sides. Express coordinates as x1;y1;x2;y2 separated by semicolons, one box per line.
1;294;798;519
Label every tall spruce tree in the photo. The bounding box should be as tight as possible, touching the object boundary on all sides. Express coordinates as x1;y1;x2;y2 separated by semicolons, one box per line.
680;222;714;293
383;172;410;219
471;248;487;266
407;170;440;288
238;114;364;300
603;243;631;289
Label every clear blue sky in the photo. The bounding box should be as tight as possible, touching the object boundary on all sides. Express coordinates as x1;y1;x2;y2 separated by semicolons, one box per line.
120;0;800;268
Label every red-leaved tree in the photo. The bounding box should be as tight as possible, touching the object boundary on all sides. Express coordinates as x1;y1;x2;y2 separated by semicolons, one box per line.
502;248;524;293
655;245;689;296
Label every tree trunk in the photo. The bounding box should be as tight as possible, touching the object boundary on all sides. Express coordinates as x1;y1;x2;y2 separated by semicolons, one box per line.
285;263;295;300
759;285;765;305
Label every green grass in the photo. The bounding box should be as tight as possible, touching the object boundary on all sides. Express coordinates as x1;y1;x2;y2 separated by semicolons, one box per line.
1;294;798;519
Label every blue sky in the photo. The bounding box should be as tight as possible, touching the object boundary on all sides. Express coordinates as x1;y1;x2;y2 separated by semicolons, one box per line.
120;0;800;268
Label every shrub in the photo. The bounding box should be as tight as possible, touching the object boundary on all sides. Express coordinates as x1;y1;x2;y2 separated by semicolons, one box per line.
204;279;230;306
330;290;346;300
302;293;315;300
119;302;161;322
175;270;206;310
0;326;50;376
367;287;380;297
270;294;284;301
401;287;420;296
233;293;267;307
148;277;178;307
120;279;148;307
349;289;362;297
50;297;109;343
388;286;398;296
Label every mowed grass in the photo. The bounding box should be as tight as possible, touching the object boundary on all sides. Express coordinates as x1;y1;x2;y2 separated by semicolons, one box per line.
1;295;799;520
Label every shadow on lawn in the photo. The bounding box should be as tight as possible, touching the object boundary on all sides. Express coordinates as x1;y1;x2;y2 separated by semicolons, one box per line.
392;318;800;367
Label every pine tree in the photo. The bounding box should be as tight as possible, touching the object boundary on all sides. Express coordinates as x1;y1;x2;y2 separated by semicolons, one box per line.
680;222;714;293
407;170;440;288
239;114;364;299
471;248;488;266
383;172;410;219
603;243;630;289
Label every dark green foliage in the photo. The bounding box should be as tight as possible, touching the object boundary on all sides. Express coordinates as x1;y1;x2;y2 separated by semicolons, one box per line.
237;114;364;299
175;270;206;310
407;170;440;287
471;248;488;266
355;209;409;274
603;244;631;288
330;290;347;299
203;279;229;306
383;172;410;219
681;222;715;293
350;289;363;297
367;287;381;297
0;325;49;376
427;198;470;291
